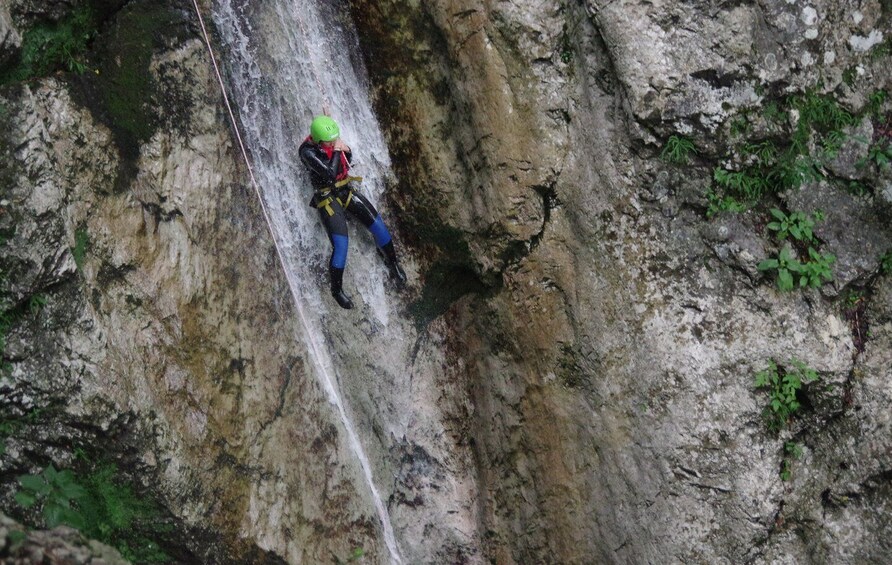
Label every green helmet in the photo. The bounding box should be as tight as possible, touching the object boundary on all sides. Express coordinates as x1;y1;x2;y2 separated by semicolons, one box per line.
310;115;340;142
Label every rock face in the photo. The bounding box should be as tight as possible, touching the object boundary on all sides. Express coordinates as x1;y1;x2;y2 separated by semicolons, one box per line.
1;0;891;564
0;511;130;565
0;1;392;562
350;0;892;563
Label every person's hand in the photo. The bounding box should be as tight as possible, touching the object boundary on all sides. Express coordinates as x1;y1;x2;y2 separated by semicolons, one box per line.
333;138;350;152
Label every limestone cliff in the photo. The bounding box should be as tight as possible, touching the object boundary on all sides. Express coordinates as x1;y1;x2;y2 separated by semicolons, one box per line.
0;0;890;563
0;0;386;561
350;0;892;563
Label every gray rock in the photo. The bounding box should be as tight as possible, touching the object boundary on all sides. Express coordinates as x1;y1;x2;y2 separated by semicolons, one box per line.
786;181;892;292
0;4;21;67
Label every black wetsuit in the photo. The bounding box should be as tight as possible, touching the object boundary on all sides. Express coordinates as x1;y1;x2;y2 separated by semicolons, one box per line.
298;137;403;308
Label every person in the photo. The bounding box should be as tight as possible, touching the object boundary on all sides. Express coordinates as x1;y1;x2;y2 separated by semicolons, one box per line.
298;115;407;309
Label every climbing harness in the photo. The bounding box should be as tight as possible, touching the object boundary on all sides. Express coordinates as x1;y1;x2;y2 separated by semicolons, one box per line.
314;176;364;216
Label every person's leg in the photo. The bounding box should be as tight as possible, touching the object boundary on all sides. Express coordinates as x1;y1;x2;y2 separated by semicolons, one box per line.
344;190;406;285
318;200;354;309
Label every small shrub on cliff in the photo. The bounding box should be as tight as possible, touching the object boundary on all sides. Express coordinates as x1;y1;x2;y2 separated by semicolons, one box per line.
758;245;835;291
16;463;169;563
754;359;819;431
661;135;698;164
0;4;97;84
766;208;823;243
798;248;836;288
72;227;89;271
758;245;802;291
705;190;747;217
713;167;766;201
15;465;86;528
882;251;892;274
859;141;892;170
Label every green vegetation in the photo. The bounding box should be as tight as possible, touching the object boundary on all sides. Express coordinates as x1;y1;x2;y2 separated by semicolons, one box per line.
766;208;822;243
859;140;892;170
28;294;47;316
661;135;698;164
882;251;892;274
16;463;170;563
781;441;803;482
334;548;366;564
758;245;835;291
15;465;87;528
755;359;819;432
713;166;767;201
0;4;97;85
701;88;889;209
705;190;747;217
758;245;801;291
758;206;836;291
798;248;836;288
72;227;89;271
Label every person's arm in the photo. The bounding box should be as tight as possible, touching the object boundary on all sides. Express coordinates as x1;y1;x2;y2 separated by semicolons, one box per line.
300;145;341;184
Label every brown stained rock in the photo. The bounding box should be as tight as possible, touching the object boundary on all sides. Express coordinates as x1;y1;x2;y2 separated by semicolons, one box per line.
351;0;892;563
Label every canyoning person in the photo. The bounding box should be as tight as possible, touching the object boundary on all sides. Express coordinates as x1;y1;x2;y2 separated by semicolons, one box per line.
299;115;407;309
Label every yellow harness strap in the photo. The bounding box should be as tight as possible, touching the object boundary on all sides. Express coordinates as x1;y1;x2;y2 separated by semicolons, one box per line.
315;177;362;216
334;175;363;188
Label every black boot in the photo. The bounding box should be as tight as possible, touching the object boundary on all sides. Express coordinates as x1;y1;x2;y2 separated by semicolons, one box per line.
381;242;407;286
329;266;354;309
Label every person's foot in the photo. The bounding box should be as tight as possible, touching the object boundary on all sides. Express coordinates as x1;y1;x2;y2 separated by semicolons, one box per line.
389;262;407;286
380;242;407;287
332;289;354;309
329;266;354;309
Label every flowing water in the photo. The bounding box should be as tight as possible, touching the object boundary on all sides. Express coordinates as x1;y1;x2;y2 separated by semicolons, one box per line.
210;1;483;562
211;1;402;562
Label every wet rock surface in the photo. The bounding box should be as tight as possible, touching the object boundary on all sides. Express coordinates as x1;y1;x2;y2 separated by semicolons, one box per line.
0;2;379;563
0;0;890;563
352;0;892;563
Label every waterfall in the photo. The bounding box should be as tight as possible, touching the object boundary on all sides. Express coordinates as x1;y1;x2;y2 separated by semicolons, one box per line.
210;1;403;562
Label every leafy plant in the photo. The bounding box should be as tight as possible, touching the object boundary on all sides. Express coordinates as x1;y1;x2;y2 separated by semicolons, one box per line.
791;91;857;133
781;441;804;481
661;135;698;164
15;465;87;528
706;191;747;217
758;245;802;291
866;89;888;118
755;359;819;431
798;248;835;288
881;251;892;274
763;102;785;125
714;167;767;201
766;208;822;243
72;227;89;271
820;130;847;160
16;463;170;563
766;154;821;191
28;294;47;316
858;141;892;170
730;115;752;137
0;4;97;85
743;140;778;164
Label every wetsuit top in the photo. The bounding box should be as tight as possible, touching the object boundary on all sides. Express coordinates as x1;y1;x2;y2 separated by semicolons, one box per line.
298;137;353;192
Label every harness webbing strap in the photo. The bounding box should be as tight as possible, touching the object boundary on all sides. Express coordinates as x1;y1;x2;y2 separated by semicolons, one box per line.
334;175;363;188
